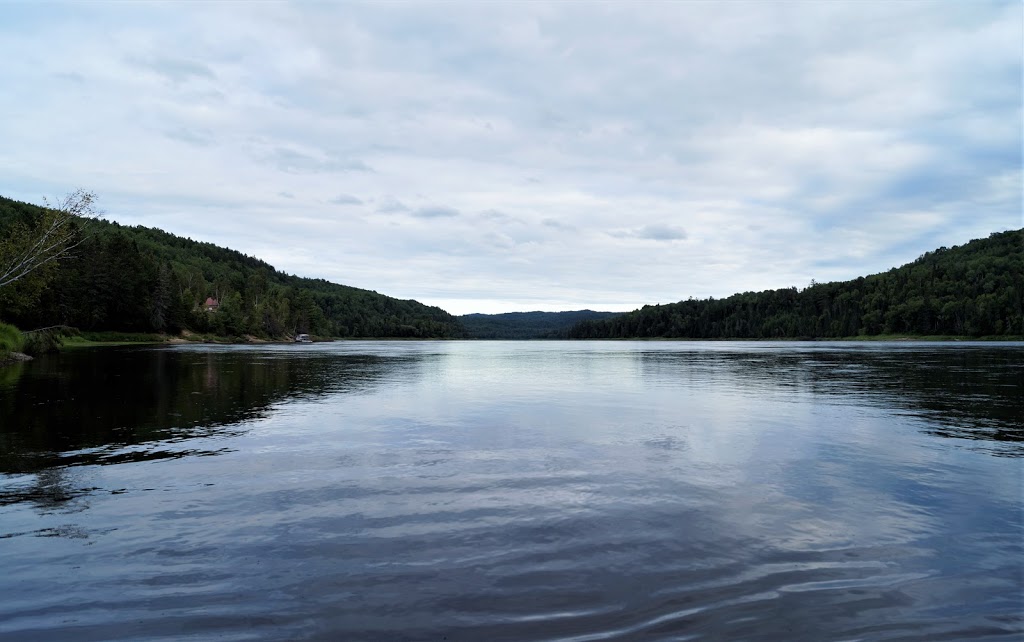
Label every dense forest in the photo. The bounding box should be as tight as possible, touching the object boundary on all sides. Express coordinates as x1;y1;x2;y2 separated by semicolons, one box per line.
568;230;1024;339
461;310;621;339
0;196;465;339
3;194;1020;342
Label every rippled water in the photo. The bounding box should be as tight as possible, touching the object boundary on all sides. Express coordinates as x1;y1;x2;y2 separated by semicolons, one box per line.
1;341;1021;641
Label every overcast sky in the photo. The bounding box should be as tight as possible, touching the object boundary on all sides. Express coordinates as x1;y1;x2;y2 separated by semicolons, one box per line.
1;1;1021;314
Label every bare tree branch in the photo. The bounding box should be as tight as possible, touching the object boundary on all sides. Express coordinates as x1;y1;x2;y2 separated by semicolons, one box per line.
0;189;101;290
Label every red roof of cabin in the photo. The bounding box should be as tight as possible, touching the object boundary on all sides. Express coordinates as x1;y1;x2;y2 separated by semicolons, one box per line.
204;297;219;307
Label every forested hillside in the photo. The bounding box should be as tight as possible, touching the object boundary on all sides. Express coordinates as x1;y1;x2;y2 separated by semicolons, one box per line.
461;310;620;339
568;230;1024;339
0;196;465;338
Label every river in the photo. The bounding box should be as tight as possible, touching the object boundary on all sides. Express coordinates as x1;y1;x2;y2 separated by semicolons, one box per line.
1;341;1021;640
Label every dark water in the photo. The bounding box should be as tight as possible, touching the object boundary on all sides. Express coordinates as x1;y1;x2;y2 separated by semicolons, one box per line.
0;341;1021;641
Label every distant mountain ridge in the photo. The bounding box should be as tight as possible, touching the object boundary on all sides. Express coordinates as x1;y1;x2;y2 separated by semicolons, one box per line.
0;195;466;338
568;230;1024;339
461;310;621;339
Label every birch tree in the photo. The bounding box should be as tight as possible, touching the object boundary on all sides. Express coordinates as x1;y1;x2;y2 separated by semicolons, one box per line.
0;189;100;290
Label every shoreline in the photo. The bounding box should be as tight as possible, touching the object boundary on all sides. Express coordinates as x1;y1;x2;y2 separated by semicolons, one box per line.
4;334;1020;365
560;335;1024;342
59;333;1024;348
0;351;32;367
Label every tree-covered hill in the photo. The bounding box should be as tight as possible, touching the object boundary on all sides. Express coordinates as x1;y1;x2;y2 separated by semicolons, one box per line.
0;195;466;338
568;230;1024;340
461;310;621;339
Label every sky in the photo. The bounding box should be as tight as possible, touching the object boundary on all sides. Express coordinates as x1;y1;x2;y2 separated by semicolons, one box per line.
1;1;1021;315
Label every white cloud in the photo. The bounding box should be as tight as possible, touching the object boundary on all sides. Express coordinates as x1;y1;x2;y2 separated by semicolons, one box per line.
412;205;460;219
608;224;686;242
0;1;1019;315
329;193;363;205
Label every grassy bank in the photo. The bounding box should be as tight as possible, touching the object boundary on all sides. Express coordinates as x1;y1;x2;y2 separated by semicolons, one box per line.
62;331;228;348
61;336;169;348
60;330;314;348
0;322;25;359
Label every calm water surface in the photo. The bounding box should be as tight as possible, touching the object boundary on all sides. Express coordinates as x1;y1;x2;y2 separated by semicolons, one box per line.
0;341;1021;641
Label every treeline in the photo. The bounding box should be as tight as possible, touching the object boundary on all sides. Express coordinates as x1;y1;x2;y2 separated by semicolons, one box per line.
461;310;621;339
569;230;1024;339
0;196;466;338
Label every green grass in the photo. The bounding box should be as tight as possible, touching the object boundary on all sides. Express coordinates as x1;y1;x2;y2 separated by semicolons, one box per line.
62;330;296;348
181;332;243;343
0;322;25;357
61;337;162;348
78;331;167;343
60;331;170;349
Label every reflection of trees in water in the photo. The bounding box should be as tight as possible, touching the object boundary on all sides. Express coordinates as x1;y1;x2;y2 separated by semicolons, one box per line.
0;466;103;519
637;346;1024;455
0;347;427;476
0;347;429;511
0;466;77;509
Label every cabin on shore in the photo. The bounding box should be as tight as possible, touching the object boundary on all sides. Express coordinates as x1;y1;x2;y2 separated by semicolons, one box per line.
203;297;220;312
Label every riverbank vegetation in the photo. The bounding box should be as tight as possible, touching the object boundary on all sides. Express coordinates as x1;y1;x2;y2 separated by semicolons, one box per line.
568;230;1024;340
0;195;466;341
0;322;23;360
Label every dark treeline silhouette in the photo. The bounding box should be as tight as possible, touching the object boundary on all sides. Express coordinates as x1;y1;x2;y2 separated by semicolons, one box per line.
569;230;1023;339
0;196;465;338
461;310;621;339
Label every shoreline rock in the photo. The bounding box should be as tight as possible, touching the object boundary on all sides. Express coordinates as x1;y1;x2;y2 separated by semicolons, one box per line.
0;351;33;367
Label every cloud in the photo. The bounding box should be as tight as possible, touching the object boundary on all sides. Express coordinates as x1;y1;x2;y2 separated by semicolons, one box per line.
542;218;575;232
482;232;516;249
53;71;84;83
479;209;520;224
636;224;687;241
0;1;1018;314
376;196;410;214
330;193;363;205
412;206;460;219
128;56;216;83
164;128;215;147
608;224;688;241
263;146;373;175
